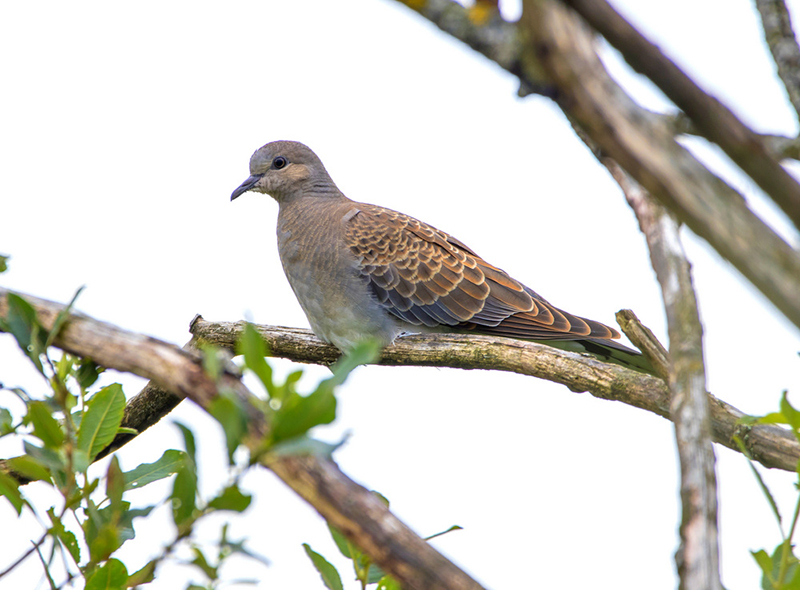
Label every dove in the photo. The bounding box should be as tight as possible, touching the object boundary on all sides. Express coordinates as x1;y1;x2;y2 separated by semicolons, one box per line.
232;140;650;373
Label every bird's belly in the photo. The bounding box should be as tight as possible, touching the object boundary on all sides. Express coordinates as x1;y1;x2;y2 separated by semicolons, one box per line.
279;241;400;352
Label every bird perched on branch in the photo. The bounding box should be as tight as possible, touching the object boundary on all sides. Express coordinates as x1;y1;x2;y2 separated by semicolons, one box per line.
231;140;651;373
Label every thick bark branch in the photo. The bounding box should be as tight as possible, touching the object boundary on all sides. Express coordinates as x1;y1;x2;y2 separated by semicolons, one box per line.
755;0;800;124
518;0;800;330
614;166;721;590
391;0;554;98
189;318;799;472
265;454;483;590
2;288;797;474
393;0;800;335
0;288;481;590
563;0;800;232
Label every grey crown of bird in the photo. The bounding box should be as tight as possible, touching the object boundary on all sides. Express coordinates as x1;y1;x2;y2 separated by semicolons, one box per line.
231;140;650;373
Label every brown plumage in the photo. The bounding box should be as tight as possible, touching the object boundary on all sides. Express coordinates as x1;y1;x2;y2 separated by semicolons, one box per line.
345;203;620;342
231;140;649;372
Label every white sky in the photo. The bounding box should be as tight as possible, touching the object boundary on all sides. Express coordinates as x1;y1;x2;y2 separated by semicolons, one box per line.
2;0;800;588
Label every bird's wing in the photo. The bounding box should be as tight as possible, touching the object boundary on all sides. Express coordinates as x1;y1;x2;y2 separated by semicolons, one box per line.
344;204;621;341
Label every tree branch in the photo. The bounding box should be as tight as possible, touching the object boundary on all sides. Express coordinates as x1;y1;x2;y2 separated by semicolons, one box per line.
518;0;800;330
188;317;799;472
562;0;800;232
393;0;800;335
391;0;555;98
755;0;800;124
611;163;721;590
0;287;482;590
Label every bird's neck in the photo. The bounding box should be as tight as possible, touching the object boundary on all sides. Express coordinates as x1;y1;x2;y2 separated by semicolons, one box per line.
277;191;352;224
276;180;344;205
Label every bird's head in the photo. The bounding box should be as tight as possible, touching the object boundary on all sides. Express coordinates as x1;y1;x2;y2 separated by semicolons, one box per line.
230;140;337;203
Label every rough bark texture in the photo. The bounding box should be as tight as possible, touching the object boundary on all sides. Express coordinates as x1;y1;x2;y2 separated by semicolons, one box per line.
616;167;721;590
564;0;800;232
0;288;482;590
395;0;800;333
189;317;799;472
755;0;800;123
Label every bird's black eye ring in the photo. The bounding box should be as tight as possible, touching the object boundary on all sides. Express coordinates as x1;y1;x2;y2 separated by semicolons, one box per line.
273;156;287;170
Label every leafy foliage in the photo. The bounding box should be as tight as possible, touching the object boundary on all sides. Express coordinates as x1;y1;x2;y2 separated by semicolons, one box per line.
0;294;272;588
739;392;800;590
303;493;462;589
0;300;381;588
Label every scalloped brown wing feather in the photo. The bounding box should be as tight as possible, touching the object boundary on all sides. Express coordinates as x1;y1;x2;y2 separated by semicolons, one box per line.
344;203;621;342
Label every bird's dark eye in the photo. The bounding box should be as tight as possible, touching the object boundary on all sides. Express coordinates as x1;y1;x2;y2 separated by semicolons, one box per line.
273;156;287;170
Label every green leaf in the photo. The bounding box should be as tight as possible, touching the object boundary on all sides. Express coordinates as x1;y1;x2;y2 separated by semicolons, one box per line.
88;521;120;563
782;392;800;442
7;455;51;483
190;546;218;580
208;393;249;463
27;401;65;448
271;385;337;443
171;459;198;529
755;544;800;590
0;470;24;514
239;322;275;397
200;343;223;381
174;421;197;467
303;543;344;590
22;441;63;470
4;293;47;373
126;560;156;586
372;490;390;507
45;286;84;349
0;407;13;435
117;505;154;545
328;524;352;559
0;254;8;273
377;575;402;590
106;456;124;509
267;341;379;444
83;499;151;562
207;484;252;513
57;527;81;564
326;339;381;387
757;412;789;425
367;563;386;584
76;358;103;390
425;524;463;541
48;508;80;563
85;557;128;590
77;383;126;459
123;449;186;491
219;529;270;567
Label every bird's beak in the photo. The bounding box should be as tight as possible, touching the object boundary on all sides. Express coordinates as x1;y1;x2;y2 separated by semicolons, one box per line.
230;174;263;201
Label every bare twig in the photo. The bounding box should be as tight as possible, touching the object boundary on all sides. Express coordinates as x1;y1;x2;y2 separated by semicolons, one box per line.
0;288;482;590
669;111;800;162
615;310;670;381
0;532;47;580
562;0;800;231
755;0;800;123
613;164;721;590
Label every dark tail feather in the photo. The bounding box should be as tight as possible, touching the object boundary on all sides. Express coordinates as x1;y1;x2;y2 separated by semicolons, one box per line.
544;338;656;375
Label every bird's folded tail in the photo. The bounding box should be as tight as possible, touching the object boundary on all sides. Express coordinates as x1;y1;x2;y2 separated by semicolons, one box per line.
542;337;656;375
